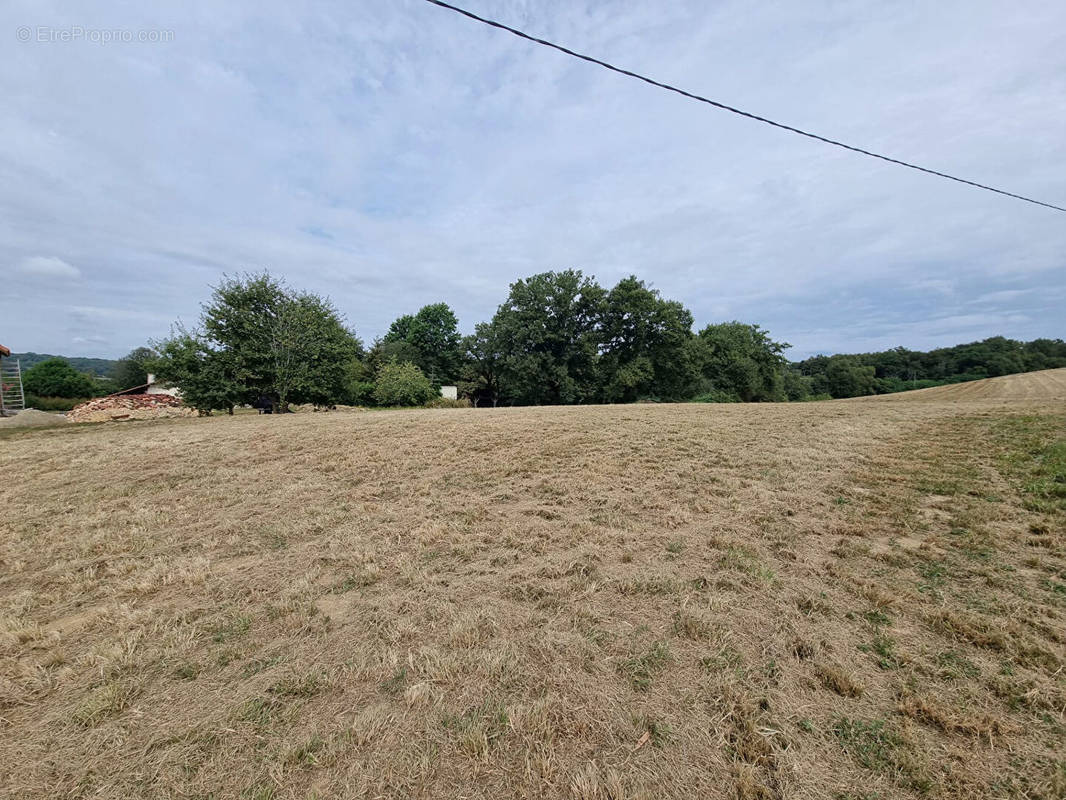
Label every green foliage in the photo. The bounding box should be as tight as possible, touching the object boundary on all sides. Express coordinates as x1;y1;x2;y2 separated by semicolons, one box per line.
373;360;437;407
342;357;375;406
381;302;463;385
458;322;503;407
110;346;156;391
491;270;605;405
816;356;878;399
8;352;117;375
796;337;1066;399
598;276;699;402
49;270;1064;412
154;273;361;412
370;339;423;373
425;396;472;408
24;395;90;411
783;369;812;401
695;322;790;402
152;327;243;414
271;291;361;408
22;358;98;398
692;389;741;403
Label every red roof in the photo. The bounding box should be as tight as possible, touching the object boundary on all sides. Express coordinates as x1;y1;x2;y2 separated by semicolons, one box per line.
0;344;10;357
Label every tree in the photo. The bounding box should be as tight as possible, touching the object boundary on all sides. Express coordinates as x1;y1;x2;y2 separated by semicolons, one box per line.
373;360;436;406
783;369;812;401
382;303;463;385
818;356;877;398
270;292;361;409
152;327;243;414
368;339;424;376
343;356;375;406
111;346;157;390
156;272;361;412
458;322;503;407
696;322;790;402
22;358;96;398
598;276;698;402
492;270;606;405
793;336;1066;397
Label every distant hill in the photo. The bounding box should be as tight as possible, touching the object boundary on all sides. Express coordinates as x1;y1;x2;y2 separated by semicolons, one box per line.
9;352;119;377
851;366;1066;402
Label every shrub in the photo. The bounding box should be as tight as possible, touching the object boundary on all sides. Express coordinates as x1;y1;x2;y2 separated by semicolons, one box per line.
346;381;376;406
424;397;472;409
691;390;741;403
24;395;89;411
373;361;436;407
22;358;97;398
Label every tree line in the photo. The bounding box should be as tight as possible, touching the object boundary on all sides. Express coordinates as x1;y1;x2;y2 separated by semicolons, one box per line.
17;270;1066;411
142;271;801;412
793;336;1066;398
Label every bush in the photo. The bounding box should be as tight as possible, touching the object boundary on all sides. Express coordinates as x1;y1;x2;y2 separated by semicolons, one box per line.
691;390;741;403
24;395;89;411
345;380;376;406
373;361;436;407
22;358;97;398
424;397;472;409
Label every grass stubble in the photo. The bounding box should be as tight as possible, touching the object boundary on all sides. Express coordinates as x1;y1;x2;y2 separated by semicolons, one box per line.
1;373;1064;799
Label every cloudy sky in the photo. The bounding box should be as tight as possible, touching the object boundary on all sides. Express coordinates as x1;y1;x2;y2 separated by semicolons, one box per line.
2;0;1064;359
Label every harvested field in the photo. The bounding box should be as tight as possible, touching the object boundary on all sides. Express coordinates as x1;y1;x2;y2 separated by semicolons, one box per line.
852;366;1066;402
0;409;70;430
1;388;1064;798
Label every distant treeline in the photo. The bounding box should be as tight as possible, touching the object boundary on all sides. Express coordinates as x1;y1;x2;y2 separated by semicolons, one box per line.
793;337;1066;398
12;272;1065;410
9;352;118;376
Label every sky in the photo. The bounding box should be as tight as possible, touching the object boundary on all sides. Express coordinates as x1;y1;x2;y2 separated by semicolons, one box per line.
1;0;1064;360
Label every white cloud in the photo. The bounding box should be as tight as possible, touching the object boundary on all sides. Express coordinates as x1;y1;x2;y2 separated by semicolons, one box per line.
0;0;1064;357
15;255;81;280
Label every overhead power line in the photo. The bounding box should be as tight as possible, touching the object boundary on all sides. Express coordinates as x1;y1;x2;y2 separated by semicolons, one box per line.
421;0;1065;214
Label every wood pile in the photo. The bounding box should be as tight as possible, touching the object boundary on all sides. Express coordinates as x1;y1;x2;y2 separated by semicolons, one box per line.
67;394;197;424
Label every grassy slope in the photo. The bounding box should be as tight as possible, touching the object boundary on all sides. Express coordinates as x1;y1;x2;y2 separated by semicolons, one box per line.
852;367;1066;402
1;399;1064;799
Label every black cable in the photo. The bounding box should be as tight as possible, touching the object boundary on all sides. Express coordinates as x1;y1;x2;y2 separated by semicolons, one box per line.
421;0;1065;214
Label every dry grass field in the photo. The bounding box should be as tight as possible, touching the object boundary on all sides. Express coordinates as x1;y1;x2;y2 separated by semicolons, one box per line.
2;372;1065;799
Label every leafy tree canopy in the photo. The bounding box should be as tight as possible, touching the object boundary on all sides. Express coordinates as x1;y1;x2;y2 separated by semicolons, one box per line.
373;360;436;406
155;272;361;412
111;346;157;390
382;303;462;385
695;322;790;402
599;276;698;402
491;270;605;405
22;358;97;398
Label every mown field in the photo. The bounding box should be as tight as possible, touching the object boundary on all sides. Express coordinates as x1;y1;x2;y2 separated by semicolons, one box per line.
1;370;1065;799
